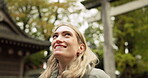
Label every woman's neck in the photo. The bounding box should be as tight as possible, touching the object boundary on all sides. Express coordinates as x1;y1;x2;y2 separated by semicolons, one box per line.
57;57;76;75
58;61;68;75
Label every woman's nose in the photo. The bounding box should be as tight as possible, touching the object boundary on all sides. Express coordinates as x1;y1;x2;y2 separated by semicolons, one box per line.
55;35;63;43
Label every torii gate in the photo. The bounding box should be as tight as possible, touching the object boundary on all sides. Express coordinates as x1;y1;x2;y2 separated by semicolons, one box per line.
82;0;148;78
87;0;148;22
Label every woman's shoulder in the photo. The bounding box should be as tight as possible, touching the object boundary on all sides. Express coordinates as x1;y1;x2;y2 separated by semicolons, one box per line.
83;68;110;78
90;68;110;78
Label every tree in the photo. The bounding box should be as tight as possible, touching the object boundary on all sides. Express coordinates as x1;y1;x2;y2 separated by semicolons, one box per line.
84;22;104;69
114;6;148;78
83;0;148;78
6;0;75;40
5;0;80;70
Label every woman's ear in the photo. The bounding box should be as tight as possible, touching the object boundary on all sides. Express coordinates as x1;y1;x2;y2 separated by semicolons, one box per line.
78;44;85;53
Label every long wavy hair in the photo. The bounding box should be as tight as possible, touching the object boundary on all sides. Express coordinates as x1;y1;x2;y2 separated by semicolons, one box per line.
39;23;99;78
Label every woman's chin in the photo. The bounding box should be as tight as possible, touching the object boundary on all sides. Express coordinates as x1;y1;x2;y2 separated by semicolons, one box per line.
53;51;64;56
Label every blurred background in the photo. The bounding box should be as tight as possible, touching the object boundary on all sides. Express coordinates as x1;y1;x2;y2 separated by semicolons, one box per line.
0;0;147;78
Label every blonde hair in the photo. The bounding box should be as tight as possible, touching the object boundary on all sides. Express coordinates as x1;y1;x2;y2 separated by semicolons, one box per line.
39;23;99;78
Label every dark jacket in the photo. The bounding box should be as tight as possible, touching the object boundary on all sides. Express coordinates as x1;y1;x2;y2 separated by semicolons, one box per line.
50;68;110;78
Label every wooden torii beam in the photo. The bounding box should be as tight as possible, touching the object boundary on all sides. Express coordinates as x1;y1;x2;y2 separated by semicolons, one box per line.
87;0;148;22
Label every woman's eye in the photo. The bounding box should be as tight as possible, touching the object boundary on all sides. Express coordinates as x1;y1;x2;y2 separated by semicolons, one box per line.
52;34;58;39
65;33;71;37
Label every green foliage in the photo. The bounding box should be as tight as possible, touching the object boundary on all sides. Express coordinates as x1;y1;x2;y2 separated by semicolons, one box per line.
84;22;104;69
84;22;103;49
115;53;136;72
84;1;148;77
111;0;135;7
5;0;76;40
114;6;148;77
24;51;45;68
5;0;78;69
134;29;148;70
5;0;148;77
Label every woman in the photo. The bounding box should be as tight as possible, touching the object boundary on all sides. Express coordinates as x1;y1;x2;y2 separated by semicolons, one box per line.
39;23;110;78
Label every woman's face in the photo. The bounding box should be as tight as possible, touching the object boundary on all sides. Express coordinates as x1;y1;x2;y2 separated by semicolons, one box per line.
51;26;81;60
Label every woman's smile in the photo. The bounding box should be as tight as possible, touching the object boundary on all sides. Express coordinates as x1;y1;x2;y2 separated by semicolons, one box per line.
51;26;80;58
54;44;67;51
39;24;108;78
